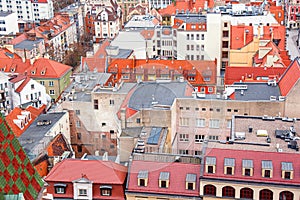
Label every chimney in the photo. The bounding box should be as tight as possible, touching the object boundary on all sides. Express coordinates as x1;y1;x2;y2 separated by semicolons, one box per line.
120;108;126;129
132;55;136;68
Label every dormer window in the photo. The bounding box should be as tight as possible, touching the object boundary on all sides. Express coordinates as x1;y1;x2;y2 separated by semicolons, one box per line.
262;160;273;178
138;170;148;187
100;185;112;196
54;183;67;194
242;159;253;176
186;173;196;190
205;156;216;174
31;70;35;75
224;158;235;175
281;162;293;179
159;172;170;188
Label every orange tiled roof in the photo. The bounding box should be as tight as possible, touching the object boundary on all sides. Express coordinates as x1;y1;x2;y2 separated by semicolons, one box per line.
279;58;300;96
0;48;21;59
5;105;46;137
47;133;70;157
159;0;214;16
28;58;72;78
140;30;155;40
0;58;31;74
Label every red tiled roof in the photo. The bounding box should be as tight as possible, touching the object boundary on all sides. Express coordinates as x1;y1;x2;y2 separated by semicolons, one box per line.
127;160;200;196
5;105;45;137
0;48;21;59
204;148;300;185
82;57;106;72
9;75;27;83
45;159;127;184
225;66;286;85
278;58;300;96
108;59;217;86
29;58;72;78
140;30;155;40
159;0;214;16
47;134;70;157
10;34;27;45
0;58;31;74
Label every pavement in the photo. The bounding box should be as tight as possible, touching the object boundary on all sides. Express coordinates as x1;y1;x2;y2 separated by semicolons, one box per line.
286;29;300;60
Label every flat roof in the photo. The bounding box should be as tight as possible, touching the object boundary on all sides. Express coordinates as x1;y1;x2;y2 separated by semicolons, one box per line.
207;116;300;153
19;112;67;160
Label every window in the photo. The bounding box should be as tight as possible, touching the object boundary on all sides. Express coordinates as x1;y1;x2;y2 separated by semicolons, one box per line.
209;135;219;140
194;150;201;155
240;188;254;199
195;134;205;143
179;134;189;142
76;120;81;128
138;170;148;187
206;157;216;173
49;81;54;86
204;184;216;196
179;149;189;155
222;186;235;198
224;22;228;27
136;118;141;123
259;189;273;200
223;30;229;37
201;34;204;40
187;45;189;50
94;99;99;109
264;170;271;178
201;45;204;51
187;34;190;40
209;119;220;128
186;174;196;190
100;186;112;196
279;191;294;200
195;118;205;128
78;145;82;152
180;117;189;126
224;158;235;175
31;84;34;89
242;159;253;176
202;108;206;111
79;189;87;196
75;110;80;115
49;90;55;95
262;160;273;178
109;99;114;105
159;172;169;188
54;185;66;194
281;162;293;179
77;132;81;140
196;34;199;40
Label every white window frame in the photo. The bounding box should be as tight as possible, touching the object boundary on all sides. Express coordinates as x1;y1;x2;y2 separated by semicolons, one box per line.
209;119;220;128
196;118;205;127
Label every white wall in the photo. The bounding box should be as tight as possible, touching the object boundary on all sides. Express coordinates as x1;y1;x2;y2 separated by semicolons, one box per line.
0;12;18;35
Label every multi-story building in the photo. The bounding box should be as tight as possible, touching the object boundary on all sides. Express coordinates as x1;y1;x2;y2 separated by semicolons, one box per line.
0;57;72;102
27;14;77;62
0;0;54;22
85;0;121;42
0;11;18;35
126;153;201;199
10;75;49;109
44;159;127;199
285;0;300;28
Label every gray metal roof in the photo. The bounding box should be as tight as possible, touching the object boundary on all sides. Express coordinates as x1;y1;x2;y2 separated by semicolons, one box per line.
281;162;293;171
242;159;253;168
18;112;67;161
14;38;44;51
233;82;281;101
262;160;273;169
175;14;206;23
138;170;149;179
159;172;170;180
224;158;235;167
205;156;216;165
186;173;196;182
128;81;189;110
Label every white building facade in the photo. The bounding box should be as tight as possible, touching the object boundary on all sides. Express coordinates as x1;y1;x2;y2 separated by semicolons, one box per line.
0;11;18;34
11;77;49;109
0;0;53;22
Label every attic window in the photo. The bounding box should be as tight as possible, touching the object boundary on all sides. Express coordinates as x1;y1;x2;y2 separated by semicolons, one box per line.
100;185;112;196
224;158;235;175
281;162;293;179
31;70;35;75
242;159;253;176
262;160;273;178
205;156;216;173
41;70;46;75
138;170;148;187
11;68;15;72
186;174;196;190
54;183;67;194
159;172;170;188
